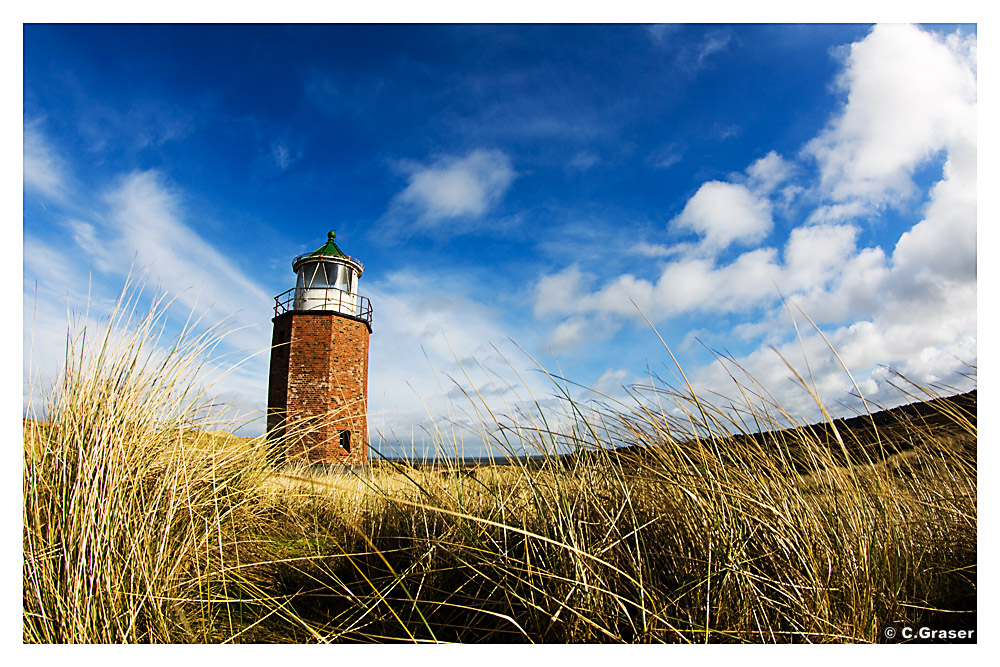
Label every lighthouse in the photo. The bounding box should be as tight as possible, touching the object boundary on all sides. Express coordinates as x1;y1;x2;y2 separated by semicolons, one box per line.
266;231;372;466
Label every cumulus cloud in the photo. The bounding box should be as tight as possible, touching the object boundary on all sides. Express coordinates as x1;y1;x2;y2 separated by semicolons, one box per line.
670;181;774;252
804;201;868;225
890;148;977;285
805;23;977;208
746;151;793;195
543;315;622;354
691;272;976;424
535;264;590;318
546;317;593;352
538;248;784;325
385;149;516;235
782;223;859;293
537;24;977;416
587;368;633;402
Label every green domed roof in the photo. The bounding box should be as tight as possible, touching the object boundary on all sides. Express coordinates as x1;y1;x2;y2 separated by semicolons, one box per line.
306;230;347;258
293;230;365;275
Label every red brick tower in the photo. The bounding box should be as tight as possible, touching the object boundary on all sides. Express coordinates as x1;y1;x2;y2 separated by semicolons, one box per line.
266;231;372;465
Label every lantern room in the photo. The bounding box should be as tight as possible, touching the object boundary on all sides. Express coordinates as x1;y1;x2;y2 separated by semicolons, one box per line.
273;230;372;326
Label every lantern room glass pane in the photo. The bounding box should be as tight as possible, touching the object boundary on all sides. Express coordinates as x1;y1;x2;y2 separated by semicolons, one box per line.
335;264;353;291
296;261;353;291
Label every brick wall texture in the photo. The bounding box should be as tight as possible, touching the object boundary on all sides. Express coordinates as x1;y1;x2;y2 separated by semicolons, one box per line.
267;311;370;465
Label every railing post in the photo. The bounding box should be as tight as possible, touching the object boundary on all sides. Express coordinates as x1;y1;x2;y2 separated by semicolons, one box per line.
272;286;370;322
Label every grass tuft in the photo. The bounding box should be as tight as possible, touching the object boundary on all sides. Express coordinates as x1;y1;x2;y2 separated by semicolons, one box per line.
23;290;976;643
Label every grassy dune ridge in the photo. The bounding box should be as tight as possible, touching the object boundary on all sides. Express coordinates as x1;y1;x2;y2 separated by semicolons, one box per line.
23;301;976;643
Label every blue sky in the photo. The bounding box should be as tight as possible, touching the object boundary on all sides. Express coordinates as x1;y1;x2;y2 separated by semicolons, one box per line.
22;22;978;456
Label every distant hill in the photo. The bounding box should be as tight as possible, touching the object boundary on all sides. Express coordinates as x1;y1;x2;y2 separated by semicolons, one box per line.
571;390;978;471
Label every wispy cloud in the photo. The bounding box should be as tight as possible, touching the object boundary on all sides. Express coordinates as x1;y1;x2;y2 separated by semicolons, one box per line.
303;69;387;118
652;151;682;170
628;240;692;259
697;30;733;66
270;139;303;171
23;120;69;201
24;160;276;427
648;141;684;170
645;24;681;46
71;97;197;158
381;149;516;237
100;171;273;348
568;151;600;171
244;120;306;178
713;123;741;141
647;26;733;74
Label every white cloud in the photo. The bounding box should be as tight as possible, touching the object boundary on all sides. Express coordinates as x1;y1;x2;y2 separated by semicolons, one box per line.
538;249;783;324
270;140;303;171
24;168;277;430
588;368;632;401
805;24;977;208
66;219;116;273
534;264;590;318
890;150;977;285
102;171;272;344
655;153;681;170
746;151;793;195
543;314;621;354
714;124;740;141
386;149;516;234
804;201;867;225
23;121;68;201
546;317;592;352
629;240;691;259
686;283;975;427
650;145;683;170
670;181;774;252
697;30;733;66
535;24;977;419
363;270;556;455
782;223;859;293
645;24;680;46
568;151;599;171
781;245;890;326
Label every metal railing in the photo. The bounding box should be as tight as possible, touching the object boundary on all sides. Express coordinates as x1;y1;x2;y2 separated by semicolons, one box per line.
273;286;373;326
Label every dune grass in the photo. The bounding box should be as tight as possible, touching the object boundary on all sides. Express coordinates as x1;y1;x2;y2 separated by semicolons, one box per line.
23;296;976;643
